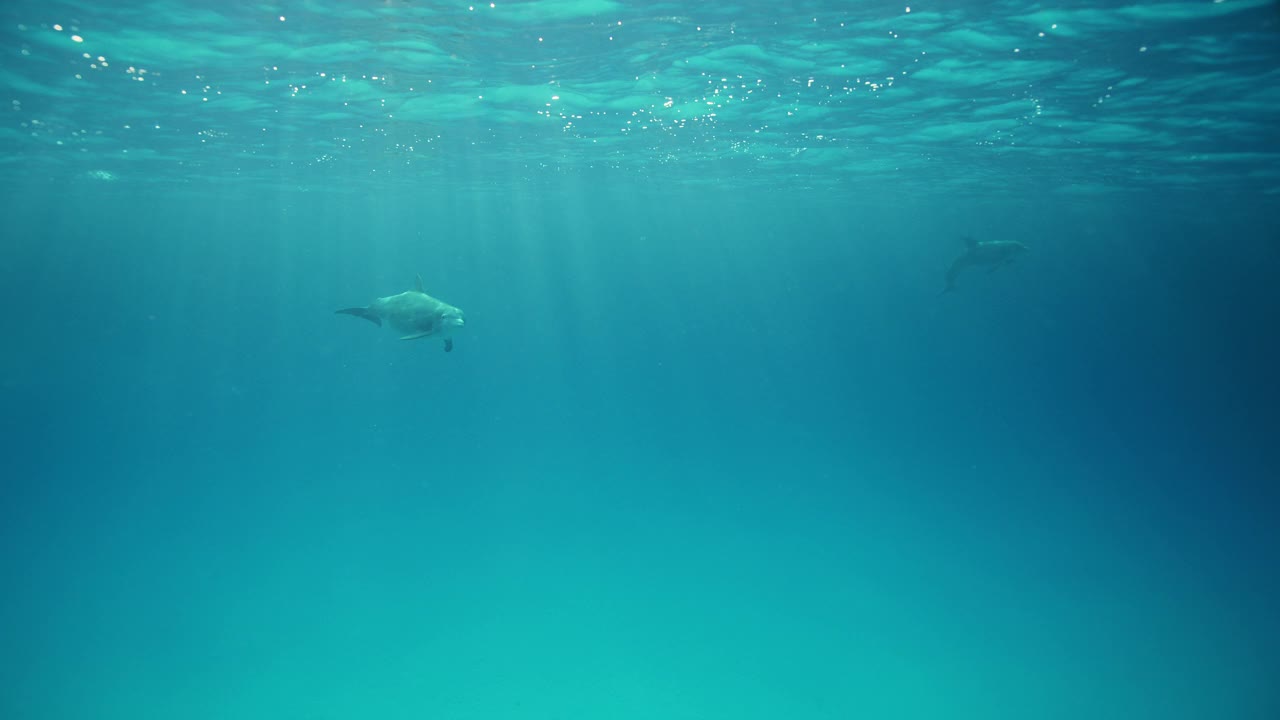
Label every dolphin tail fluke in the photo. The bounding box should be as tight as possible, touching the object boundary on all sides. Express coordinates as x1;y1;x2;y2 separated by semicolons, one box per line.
336;307;382;327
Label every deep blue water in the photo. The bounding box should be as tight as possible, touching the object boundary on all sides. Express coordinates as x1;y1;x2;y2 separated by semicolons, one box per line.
3;2;1280;719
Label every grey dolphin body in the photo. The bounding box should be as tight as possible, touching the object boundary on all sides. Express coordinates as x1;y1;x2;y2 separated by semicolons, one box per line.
942;237;1028;293
336;275;466;352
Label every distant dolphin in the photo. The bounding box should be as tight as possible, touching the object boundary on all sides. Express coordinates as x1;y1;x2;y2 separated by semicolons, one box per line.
336;275;466;352
941;237;1028;293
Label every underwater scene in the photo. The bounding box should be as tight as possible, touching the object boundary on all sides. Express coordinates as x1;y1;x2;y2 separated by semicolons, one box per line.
2;1;1279;718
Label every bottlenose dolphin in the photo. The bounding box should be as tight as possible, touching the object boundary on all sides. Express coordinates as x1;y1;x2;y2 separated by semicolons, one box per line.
336;275;466;352
941;237;1028;293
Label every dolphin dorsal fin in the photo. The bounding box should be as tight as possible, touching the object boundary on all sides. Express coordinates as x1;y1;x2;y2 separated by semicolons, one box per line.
414;274;424;293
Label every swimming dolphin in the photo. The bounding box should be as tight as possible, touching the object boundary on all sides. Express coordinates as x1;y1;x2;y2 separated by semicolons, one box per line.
941;237;1028;293
336;275;465;352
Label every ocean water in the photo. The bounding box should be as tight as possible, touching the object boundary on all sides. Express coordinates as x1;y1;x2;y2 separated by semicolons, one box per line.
2;1;1279;718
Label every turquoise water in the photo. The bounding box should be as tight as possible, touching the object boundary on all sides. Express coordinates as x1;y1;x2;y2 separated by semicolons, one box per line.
2;1;1279;718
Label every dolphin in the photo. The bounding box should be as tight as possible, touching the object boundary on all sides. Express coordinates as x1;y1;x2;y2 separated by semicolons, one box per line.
336;274;466;352
941;237;1028;294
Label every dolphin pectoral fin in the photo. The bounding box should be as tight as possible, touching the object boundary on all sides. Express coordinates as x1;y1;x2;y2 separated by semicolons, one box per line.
400;331;434;341
336;307;381;327
444;338;453;353
943;258;966;292
987;260;1012;275
414;274;425;293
